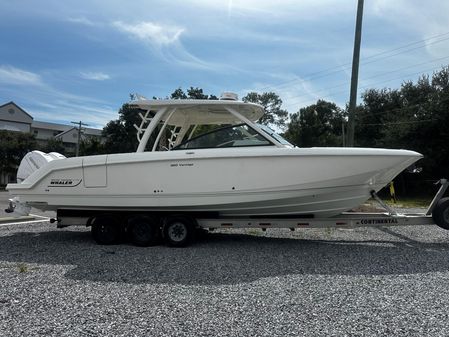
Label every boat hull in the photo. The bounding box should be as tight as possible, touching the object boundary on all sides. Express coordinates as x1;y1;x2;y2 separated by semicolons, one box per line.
6;147;422;218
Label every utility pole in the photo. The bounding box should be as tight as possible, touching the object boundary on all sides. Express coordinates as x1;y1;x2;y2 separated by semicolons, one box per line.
71;120;89;156
347;0;364;147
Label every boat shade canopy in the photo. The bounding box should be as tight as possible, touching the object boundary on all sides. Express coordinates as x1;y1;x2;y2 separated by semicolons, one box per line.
130;99;265;125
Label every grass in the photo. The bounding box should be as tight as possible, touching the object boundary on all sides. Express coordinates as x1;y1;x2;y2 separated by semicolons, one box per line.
357;197;433;212
17;263;28;273
383;197;432;208
247;229;262;236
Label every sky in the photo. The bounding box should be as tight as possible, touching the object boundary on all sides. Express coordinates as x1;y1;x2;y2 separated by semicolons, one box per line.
1;0;449;129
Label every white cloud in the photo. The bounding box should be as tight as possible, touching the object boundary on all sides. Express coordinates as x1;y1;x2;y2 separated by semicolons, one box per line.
66;17;96;26
188;0;353;19
0;65;116;128
80;71;111;81
243;76;324;114
370;0;449;57
0;65;42;86
113;21;184;47
34;100;115;128
112;20;241;72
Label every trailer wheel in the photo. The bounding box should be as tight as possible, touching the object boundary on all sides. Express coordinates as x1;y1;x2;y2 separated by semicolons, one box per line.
163;216;195;247
91;215;122;245
128;215;160;247
433;197;449;230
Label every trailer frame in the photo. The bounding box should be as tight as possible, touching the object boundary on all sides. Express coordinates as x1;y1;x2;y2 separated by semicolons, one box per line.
196;179;448;231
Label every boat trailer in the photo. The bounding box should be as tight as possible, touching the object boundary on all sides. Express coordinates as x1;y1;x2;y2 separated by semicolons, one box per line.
5;179;449;247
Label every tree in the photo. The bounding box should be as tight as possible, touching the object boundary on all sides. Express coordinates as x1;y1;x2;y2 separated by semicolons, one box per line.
242;92;288;129
170;88;187;99
102;103;143;153
284;100;345;147
355;88;404;148
352;66;449;193
80;137;105;156
42;138;66;156
0;130;36;179
170;87;218;100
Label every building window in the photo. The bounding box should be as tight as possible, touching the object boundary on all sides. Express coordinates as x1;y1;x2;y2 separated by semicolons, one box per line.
8;108;15;114
33;130;38;136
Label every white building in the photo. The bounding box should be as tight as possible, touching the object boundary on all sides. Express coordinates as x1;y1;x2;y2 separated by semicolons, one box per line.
0;101;103;184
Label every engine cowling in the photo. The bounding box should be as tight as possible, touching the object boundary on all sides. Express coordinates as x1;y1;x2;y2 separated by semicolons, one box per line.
16;150;66;183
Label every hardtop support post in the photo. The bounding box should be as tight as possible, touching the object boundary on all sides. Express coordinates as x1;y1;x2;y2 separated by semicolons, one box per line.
151;108;177;151
136;107;168;152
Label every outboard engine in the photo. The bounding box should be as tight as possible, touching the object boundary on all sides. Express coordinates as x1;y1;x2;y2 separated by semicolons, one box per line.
5;151;66;216
16;150;66;183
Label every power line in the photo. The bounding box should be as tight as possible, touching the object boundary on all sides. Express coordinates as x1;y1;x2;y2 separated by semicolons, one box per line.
361;32;449;61
360;36;449;68
360;119;435;126
286;63;449;108
278;54;449;105
256;31;449;93
357;92;449;119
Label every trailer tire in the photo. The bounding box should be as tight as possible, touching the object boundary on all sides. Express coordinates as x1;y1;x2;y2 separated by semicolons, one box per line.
162;216;195;247
433;197;449;230
128;215;160;247
91;215;122;245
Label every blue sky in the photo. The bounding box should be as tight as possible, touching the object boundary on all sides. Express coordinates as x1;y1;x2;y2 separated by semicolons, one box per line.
1;0;449;129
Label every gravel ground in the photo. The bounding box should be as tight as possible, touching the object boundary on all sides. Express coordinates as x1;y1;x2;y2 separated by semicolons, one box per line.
2;219;449;336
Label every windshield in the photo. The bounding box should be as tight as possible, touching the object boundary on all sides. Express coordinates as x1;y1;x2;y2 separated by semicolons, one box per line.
173;123;273;150
257;124;293;147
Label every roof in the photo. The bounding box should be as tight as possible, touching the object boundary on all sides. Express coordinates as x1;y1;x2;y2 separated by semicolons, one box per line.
54;127;77;138
32;120;71;132
130;99;265;125
0;101;34;120
32;120;102;136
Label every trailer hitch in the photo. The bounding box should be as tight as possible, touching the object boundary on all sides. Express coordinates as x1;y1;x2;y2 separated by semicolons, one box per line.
4;197;31;216
4;201;14;213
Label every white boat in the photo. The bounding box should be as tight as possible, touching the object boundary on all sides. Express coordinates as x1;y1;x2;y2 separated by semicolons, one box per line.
6;93;422;219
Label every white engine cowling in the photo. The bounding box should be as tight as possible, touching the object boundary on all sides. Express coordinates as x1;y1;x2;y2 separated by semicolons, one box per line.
16;150;66;183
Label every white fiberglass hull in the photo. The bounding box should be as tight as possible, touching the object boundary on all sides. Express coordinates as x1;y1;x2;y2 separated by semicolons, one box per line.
7;147;422;218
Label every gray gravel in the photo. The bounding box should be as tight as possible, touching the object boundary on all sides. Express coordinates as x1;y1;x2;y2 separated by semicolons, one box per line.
1;220;449;336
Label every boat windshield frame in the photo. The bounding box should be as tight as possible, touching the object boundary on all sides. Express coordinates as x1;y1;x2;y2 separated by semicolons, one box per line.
257;124;294;147
171;123;275;150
